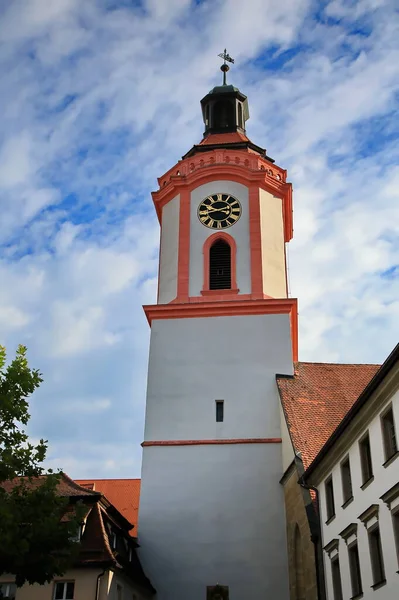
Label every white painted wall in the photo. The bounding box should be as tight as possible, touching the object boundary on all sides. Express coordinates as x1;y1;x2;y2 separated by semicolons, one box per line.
158;195;180;304
316;383;399;600
143;314;293;441
189;181;250;297
259;189;287;299
139;313;294;600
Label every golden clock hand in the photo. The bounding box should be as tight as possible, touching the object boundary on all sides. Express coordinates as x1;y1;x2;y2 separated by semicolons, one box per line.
207;207;230;214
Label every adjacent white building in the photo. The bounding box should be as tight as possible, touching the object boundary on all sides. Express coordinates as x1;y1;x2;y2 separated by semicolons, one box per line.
303;344;399;600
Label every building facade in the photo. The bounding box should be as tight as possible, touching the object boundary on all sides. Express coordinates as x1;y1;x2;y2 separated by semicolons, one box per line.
137;71;297;599
0;474;154;600
303;345;399;600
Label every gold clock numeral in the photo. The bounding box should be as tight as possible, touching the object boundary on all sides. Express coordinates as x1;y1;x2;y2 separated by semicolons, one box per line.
198;194;241;229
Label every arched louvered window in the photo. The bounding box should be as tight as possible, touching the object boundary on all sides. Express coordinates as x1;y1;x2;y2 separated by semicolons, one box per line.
209;240;231;290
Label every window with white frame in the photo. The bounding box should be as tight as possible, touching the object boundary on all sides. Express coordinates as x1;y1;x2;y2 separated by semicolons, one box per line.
381;405;397;462
0;583;17;599
381;481;399;567
359;432;373;485
339;523;362;599
340;456;353;505
54;581;75;599
325;475;335;521
323;539;343;600
359;504;386;588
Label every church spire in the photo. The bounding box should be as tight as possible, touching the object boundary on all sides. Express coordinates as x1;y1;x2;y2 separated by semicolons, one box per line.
200;51;249;136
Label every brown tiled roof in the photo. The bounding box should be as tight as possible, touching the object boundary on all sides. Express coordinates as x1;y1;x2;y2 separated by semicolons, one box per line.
1;473;101;498
76;479;140;535
199;131;250;145
277;362;380;469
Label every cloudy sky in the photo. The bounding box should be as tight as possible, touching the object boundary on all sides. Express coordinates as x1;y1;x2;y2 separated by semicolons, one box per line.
0;0;398;478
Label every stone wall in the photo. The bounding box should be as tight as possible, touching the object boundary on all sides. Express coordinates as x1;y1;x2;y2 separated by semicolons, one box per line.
283;464;317;600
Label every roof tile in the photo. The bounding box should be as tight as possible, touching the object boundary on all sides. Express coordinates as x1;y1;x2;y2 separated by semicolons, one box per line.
277;362;380;469
76;479;140;535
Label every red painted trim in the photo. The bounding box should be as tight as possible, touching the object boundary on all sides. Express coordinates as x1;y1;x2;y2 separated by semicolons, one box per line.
176;189;190;301
142;438;282;447
202;231;238;294
152;156;293;243
143;297;298;361
249;185;263;298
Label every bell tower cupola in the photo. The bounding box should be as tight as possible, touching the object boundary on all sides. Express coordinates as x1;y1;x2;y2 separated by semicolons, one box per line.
201;50;249;136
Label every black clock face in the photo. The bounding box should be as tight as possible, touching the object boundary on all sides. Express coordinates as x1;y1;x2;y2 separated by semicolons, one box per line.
197;193;242;229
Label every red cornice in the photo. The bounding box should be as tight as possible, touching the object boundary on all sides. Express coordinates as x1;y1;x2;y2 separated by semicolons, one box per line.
143;297;298;360
151;150;293;242
142;438;282;447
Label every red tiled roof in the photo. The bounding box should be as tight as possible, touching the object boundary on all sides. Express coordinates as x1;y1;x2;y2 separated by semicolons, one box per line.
199;131;250;145
1;473;101;498
277;362;380;469
76;479;140;535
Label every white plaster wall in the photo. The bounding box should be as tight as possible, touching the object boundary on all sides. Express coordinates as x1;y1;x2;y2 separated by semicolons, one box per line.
139;312;294;599
259;189;287;299
317;386;399;600
107;571;150;600
143;314;294;441
139;444;290;600
189;181;250;297
158;195;180;304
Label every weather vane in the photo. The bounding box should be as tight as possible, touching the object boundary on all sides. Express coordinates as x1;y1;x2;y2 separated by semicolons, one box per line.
218;49;234;85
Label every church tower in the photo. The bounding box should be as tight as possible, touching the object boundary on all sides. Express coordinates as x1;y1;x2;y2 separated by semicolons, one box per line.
138;57;297;600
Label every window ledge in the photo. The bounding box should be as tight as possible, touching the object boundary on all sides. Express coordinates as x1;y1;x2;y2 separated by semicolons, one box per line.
350;593;363;600
201;288;240;296
371;579;386;590
361;476;374;490
342;496;354;509
325;514;336;525
383;450;399;468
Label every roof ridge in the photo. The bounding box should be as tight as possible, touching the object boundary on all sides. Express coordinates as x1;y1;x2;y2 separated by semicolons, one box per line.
295;361;381;367
61;473;101;496
76;478;141;482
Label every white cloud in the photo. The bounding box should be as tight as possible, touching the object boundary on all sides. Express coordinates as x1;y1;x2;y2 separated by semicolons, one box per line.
0;0;398;478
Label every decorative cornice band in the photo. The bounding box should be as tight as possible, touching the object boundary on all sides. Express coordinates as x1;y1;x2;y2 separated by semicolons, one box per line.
142;438;282;447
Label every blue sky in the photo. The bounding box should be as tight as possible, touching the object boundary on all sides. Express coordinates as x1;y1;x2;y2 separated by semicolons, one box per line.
0;0;398;478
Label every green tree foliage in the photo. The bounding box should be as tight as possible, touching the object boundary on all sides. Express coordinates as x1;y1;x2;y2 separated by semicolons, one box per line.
0;345;82;587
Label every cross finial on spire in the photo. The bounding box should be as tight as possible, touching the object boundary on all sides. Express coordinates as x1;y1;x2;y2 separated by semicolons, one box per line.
217;49;234;85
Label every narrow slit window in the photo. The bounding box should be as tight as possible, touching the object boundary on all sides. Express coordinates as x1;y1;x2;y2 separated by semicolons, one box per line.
209;240;231;290
368;525;385;586
381;406;397;461
341;457;353;504
325;476;335;521
331;556;343;600
348;542;362;598
359;432;373;484
393;510;399;566
216;400;224;422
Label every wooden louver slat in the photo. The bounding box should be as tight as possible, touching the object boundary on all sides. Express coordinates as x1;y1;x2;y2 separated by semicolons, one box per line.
209;240;231;290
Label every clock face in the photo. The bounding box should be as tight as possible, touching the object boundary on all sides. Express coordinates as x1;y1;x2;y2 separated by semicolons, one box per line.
197;193;242;229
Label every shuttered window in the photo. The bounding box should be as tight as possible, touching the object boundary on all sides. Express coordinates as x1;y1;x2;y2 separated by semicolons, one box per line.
209;240;231;290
